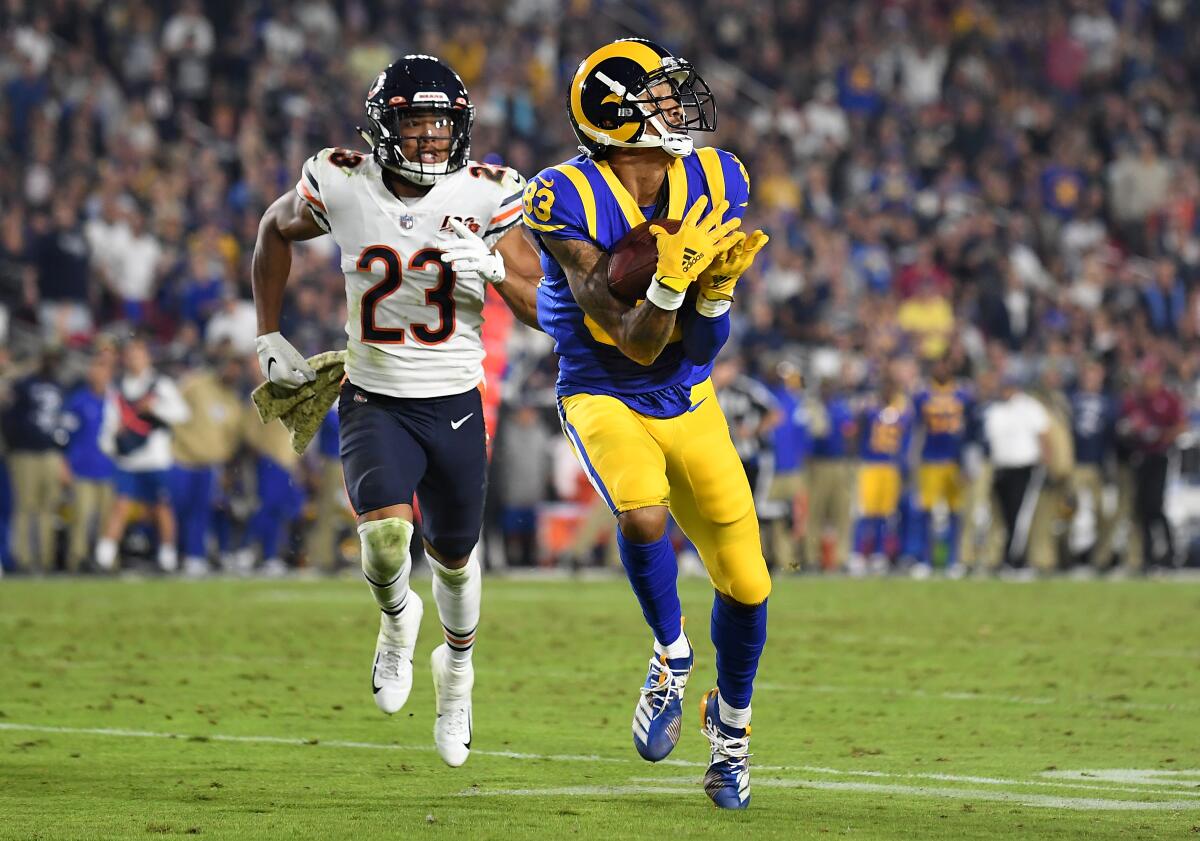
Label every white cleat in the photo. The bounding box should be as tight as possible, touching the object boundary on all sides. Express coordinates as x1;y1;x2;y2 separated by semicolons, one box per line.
431;643;473;767
371;591;424;715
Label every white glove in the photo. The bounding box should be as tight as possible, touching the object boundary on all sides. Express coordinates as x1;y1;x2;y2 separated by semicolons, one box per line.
442;218;506;285
256;331;315;389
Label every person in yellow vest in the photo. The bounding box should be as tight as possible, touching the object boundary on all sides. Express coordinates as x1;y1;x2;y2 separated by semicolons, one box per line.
170;351;245;576
239;378;304;576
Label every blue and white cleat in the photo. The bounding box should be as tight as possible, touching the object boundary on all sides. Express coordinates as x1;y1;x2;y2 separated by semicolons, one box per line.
631;641;692;762
700;688;752;809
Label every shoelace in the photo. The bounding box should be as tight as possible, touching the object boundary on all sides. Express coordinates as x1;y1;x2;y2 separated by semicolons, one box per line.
701;719;752;766
639;656;688;715
377;648;405;681
440;704;470;736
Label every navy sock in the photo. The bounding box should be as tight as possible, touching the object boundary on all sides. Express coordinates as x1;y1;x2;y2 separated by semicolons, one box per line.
872;517;888;556
854;517;873;554
945;512;961;567
616;529;682;647
917;510;933;564
711;593;768;709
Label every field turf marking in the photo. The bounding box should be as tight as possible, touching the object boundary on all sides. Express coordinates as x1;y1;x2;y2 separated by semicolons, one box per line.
626;777;1200;812
3;721;1199;809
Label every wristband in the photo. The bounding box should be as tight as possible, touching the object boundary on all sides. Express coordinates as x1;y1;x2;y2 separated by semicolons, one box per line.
696;295;732;318
645;278;686;311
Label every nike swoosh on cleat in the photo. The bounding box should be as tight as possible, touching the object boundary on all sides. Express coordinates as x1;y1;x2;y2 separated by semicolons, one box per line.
450;413;474;430
687;398;707;413
371;655;383;694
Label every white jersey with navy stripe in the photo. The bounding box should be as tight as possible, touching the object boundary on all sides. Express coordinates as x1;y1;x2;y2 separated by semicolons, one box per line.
296;148;525;399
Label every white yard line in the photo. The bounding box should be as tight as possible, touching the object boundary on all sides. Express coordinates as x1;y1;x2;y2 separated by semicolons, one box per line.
3;721;1198;807
627;778;1200;812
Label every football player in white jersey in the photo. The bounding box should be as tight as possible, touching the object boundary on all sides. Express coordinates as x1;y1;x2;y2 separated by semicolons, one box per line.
250;55;543;767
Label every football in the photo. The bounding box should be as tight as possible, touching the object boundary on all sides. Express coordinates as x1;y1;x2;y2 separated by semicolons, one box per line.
606;218;681;305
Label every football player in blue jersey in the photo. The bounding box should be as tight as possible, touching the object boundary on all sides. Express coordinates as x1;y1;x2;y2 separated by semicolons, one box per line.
521;38;769;809
911;356;974;574
851;364;915;574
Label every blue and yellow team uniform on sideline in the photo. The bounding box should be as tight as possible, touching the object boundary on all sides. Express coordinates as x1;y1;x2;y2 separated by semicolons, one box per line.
912;383;971;511
524;147;769;604
857;397;914;517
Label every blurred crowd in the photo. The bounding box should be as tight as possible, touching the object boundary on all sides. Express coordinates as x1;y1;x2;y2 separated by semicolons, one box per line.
1;0;1199;575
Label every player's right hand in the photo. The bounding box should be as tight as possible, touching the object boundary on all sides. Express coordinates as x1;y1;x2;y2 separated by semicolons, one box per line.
648;196;742;293
256;331;316;389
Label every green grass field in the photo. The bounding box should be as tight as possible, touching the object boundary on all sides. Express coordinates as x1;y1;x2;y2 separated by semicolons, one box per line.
1;575;1199;840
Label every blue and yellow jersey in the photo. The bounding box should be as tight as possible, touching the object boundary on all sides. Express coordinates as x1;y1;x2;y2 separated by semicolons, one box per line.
523;147;750;418
858;396;914;466
913;382;972;463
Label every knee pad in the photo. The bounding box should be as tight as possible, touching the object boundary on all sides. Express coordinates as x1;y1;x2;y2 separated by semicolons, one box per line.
723;557;772;606
358;517;414;582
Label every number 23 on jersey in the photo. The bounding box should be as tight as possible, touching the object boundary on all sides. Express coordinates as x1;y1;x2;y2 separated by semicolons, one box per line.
357;246;457;345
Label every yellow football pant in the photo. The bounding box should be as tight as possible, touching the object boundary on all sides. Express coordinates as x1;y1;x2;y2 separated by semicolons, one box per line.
857;463;901;518
917;462;963;511
559;378;771;605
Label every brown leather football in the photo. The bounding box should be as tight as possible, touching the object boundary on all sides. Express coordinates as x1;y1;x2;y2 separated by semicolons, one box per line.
606;218;681;305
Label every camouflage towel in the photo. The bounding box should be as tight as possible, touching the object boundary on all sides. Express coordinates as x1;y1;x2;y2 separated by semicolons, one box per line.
250;350;346;455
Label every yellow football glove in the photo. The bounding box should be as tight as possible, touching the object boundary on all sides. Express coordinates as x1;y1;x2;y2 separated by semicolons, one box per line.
698;229;769;301
648;196;743;293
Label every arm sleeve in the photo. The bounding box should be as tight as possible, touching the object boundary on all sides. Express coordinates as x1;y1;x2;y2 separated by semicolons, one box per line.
150;378;191;426
521;166;592;243
295;149;333;233
680;304;731;366
482;166;527;248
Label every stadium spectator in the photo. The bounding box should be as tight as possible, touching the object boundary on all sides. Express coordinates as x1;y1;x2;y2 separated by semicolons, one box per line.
958;368;1005;572
1028;365;1076;573
805;376;856;571
1;348;67;571
493;403;554;567
761;360;809;571
170;350;245;576
983;374;1054;573
238;384;304;576
1119;358;1188;570
1069;360;1117;569
96;334;190;572
62;350;117;572
303;409;352;571
712;357;781;509
0;0;1197;574
30;198;92;343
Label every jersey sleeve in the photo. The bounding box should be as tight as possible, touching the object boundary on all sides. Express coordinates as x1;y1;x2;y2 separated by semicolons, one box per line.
521;165;593;242
295;148;335;233
717;149;750;224
481;166;527;248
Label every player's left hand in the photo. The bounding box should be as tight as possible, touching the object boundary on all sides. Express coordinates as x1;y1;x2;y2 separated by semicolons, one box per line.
443;218;506;285
698;229;769;302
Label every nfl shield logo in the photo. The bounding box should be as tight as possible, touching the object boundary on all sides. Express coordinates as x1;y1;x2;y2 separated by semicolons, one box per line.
398;214;415;230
